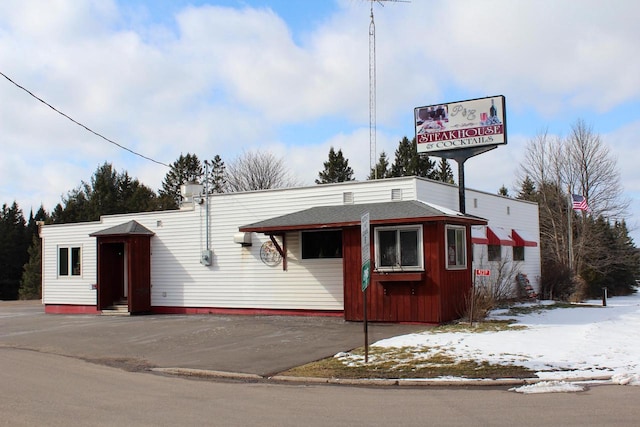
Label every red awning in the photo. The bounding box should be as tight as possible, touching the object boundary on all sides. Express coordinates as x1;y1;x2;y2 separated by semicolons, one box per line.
512;229;538;247
471;226;488;245
487;226;515;246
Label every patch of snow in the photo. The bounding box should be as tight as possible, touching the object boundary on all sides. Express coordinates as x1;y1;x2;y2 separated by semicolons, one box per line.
355;291;640;392
510;381;586;394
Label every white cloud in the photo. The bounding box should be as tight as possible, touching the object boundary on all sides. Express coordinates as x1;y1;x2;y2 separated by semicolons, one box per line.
0;0;638;245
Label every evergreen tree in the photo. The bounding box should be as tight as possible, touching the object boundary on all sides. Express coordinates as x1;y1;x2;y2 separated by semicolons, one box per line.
316;147;355;184
580;218;639;298
51;188;90;223
159;153;203;207
390;137;436;179
434;158;455;184
51;163;159;223
368;151;391;180
86;163;121;219
0;202;28;300
517;176;537;202
19;235;42;300
498;185;509;197
207;155;227;193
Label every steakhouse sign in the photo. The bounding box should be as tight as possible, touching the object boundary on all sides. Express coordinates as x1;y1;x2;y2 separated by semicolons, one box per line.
414;95;506;154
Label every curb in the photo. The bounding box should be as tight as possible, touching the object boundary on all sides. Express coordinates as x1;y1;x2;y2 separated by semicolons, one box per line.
152;367;263;381
152;367;613;387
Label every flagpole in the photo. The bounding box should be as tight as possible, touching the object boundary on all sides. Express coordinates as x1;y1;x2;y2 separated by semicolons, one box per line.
567;187;573;273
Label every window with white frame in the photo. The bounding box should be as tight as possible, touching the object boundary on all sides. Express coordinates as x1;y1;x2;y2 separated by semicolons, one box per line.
446;225;467;269
59;246;82;277
375;225;423;271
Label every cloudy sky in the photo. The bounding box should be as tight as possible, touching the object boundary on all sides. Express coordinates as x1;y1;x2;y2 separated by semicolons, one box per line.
1;0;639;241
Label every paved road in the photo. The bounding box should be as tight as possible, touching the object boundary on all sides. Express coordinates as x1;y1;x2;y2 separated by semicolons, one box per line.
0;300;425;376
2;348;640;427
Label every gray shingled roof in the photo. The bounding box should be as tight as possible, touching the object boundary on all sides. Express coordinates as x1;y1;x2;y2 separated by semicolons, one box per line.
240;200;485;233
90;220;155;237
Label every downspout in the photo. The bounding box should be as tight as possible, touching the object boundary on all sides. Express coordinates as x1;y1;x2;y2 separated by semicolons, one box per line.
205;160;210;253
200;160;212;266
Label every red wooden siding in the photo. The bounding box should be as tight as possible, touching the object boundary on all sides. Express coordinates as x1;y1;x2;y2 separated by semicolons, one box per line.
95;235;152;314
343;221;473;324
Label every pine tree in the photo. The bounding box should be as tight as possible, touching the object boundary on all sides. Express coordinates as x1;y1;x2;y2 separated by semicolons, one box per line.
390;137;436;179
517;176;537;202
498;185;509;197
19;235;41;300
208;155;227;193
159;153;203;207
52;163;159;223
434;158;455;184
0;202;28;300
316;147;355;184
368;151;390;180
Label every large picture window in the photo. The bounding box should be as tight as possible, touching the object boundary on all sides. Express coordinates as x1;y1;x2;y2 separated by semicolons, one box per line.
446;225;467;269
59;246;82;277
301;230;342;259
375;225;423;271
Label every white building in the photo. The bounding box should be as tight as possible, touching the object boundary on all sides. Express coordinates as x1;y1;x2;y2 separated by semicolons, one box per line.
40;176;540;323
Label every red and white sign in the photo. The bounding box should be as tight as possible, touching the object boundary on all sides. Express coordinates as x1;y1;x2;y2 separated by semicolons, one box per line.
414;95;506;154
475;269;491;277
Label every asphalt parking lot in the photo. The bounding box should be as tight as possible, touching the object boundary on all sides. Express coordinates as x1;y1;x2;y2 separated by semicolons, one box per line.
0;301;426;377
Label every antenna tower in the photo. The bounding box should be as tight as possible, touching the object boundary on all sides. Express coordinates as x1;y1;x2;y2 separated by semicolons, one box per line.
368;0;408;179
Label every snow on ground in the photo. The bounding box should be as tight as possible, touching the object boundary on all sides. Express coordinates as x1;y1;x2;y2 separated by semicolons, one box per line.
367;291;640;392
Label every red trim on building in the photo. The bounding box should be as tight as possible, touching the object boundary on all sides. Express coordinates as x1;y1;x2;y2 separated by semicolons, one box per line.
471;227;488;244
487;226;515;246
151;306;344;317
45;304;100;314
511;229;538;247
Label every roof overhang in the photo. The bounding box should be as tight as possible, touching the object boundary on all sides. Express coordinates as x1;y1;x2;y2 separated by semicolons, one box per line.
511;229;538;247
239;200;487;234
487;226;514;246
471;226;489;245
89;220;155;237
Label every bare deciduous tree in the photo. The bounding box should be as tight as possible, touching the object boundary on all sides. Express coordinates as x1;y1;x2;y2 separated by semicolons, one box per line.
516;120;630;298
226;150;299;192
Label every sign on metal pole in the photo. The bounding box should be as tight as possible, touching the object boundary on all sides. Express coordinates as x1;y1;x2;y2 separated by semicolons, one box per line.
361;212;370;363
414;95;507;154
361;212;371;291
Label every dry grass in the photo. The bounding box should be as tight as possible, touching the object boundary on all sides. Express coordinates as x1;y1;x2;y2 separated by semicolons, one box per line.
279;321;534;380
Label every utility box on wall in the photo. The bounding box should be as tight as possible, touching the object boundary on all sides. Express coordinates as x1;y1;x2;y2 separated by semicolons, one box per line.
200;249;212;266
233;232;252;247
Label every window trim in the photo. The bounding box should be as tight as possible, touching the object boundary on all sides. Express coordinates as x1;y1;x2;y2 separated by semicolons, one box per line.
445;225;467;270
58;245;82;278
374;224;424;272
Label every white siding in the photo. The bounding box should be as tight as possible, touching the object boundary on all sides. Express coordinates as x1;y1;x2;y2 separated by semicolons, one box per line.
41;177;541;309
41;222;99;304
415;177;541;293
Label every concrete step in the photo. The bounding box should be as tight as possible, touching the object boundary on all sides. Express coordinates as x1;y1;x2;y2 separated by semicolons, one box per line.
101;304;130;316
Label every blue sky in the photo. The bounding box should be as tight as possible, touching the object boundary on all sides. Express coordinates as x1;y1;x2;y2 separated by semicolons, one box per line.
1;0;639;242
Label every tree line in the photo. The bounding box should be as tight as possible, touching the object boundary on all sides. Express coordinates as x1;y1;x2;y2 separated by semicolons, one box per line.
3;124;636;302
1;137;450;300
508;119;638;299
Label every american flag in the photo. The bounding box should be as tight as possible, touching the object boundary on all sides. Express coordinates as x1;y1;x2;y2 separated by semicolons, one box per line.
572;194;590;212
